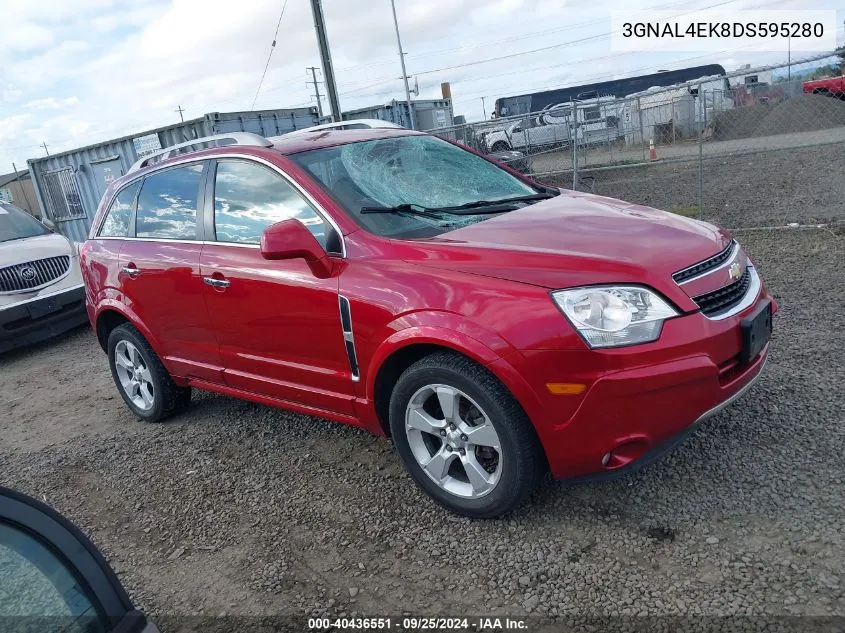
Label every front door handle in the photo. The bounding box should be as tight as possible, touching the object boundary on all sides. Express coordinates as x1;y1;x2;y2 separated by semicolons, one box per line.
203;276;230;288
121;266;141;277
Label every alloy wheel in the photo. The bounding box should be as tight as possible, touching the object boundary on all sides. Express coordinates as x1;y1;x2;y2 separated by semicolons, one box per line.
404;384;503;499
113;340;155;411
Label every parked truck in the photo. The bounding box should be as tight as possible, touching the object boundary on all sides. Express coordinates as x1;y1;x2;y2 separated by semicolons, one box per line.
803;73;845;99
482;97;619;153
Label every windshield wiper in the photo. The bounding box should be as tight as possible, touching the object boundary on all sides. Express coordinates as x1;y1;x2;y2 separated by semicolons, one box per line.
360;192;557;218
434;192;557;214
360;204;448;219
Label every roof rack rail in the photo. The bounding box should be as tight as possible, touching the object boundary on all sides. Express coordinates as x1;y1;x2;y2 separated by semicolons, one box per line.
285;119;404;135
128;132;273;173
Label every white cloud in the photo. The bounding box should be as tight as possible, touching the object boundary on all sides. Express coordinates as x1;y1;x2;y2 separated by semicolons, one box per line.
1;23;55;51
23;96;80;111
2;89;24;103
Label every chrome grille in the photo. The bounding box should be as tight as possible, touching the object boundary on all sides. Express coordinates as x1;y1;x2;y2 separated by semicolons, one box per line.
0;256;70;293
692;267;752;317
673;240;737;284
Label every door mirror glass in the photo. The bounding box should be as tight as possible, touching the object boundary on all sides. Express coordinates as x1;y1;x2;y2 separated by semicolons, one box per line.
260;219;332;277
0;523;105;632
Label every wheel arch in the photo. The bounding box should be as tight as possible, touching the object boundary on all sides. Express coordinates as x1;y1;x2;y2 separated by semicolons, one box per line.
93;302;161;356
364;325;541;438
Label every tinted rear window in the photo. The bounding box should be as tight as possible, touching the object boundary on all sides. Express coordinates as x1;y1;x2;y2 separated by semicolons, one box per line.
136;163;203;240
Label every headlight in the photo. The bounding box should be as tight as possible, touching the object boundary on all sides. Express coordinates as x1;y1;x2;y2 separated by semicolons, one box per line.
552;286;678;348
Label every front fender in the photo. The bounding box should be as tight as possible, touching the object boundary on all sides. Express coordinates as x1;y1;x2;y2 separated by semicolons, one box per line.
360;311;545;435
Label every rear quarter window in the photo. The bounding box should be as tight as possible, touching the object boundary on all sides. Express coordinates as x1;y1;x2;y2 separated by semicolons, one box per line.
98;182;140;237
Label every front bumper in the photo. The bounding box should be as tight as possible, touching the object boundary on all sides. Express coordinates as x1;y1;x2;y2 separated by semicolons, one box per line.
498;291;776;480
565;350;768;483
0;284;87;353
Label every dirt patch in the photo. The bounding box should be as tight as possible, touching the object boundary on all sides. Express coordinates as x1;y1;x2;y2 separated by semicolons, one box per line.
713;94;845;141
543;142;845;228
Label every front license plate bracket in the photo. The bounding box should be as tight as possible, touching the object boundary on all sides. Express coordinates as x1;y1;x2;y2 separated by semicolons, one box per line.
27;297;62;320
739;299;772;365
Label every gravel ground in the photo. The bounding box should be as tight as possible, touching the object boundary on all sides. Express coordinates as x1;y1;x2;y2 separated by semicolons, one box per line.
1;231;843;630
544;143;845;228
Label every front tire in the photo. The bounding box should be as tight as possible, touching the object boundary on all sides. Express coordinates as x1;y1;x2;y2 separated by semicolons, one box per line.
389;351;546;518
490;141;510;152
107;324;191;423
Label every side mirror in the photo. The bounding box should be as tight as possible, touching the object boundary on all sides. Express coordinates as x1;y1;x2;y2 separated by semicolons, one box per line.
41;217;56;231
260;219;333;278
512;126;522;134
0;486;156;632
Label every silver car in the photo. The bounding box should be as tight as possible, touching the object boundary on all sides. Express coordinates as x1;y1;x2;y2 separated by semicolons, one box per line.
0;203;86;353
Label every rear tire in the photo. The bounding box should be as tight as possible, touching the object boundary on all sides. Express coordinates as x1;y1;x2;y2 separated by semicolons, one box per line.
107;324;191;423
389;351;546;518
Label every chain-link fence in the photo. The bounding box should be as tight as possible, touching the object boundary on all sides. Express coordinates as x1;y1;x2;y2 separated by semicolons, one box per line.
429;51;845;228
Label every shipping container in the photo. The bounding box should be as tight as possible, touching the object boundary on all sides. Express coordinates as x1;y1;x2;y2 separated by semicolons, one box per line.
341;99;454;131
27;108;319;242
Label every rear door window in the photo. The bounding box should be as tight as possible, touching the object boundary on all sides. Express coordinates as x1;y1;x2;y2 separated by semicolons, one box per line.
98;182;140;237
212;159;329;248
135;163;203;240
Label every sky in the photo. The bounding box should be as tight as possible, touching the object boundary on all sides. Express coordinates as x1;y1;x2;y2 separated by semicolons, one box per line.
1;0;842;171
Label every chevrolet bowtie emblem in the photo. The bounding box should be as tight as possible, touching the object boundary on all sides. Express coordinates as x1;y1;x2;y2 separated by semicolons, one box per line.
729;262;742;281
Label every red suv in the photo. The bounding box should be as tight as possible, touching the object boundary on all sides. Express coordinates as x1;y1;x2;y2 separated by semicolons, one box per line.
81;128;774;518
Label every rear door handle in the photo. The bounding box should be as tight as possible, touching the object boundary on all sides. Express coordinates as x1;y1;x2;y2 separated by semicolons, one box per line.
121;266;141;277
203;276;230;288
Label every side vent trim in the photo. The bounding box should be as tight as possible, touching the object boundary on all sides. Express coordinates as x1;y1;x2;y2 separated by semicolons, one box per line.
338;295;360;382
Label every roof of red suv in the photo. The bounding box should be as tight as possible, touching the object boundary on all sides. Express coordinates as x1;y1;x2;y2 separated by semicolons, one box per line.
269;127;423;155
98;128;428;209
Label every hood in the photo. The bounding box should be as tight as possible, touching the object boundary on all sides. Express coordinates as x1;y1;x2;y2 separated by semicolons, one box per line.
0;233;73;268
402;191;733;301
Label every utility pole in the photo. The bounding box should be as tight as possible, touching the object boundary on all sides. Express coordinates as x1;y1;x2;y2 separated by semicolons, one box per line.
307;66;325;119
309;0;341;122
41;142;49;156
389;0;416;130
787;37;791;82
175;105;185;122
481;97;487;120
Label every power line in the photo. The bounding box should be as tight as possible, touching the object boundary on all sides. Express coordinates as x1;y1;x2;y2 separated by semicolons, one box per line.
304;0;746;100
250;0;290;111
411;0;742;78
332;0;738;74
233;0;754;103
442;0;793;108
